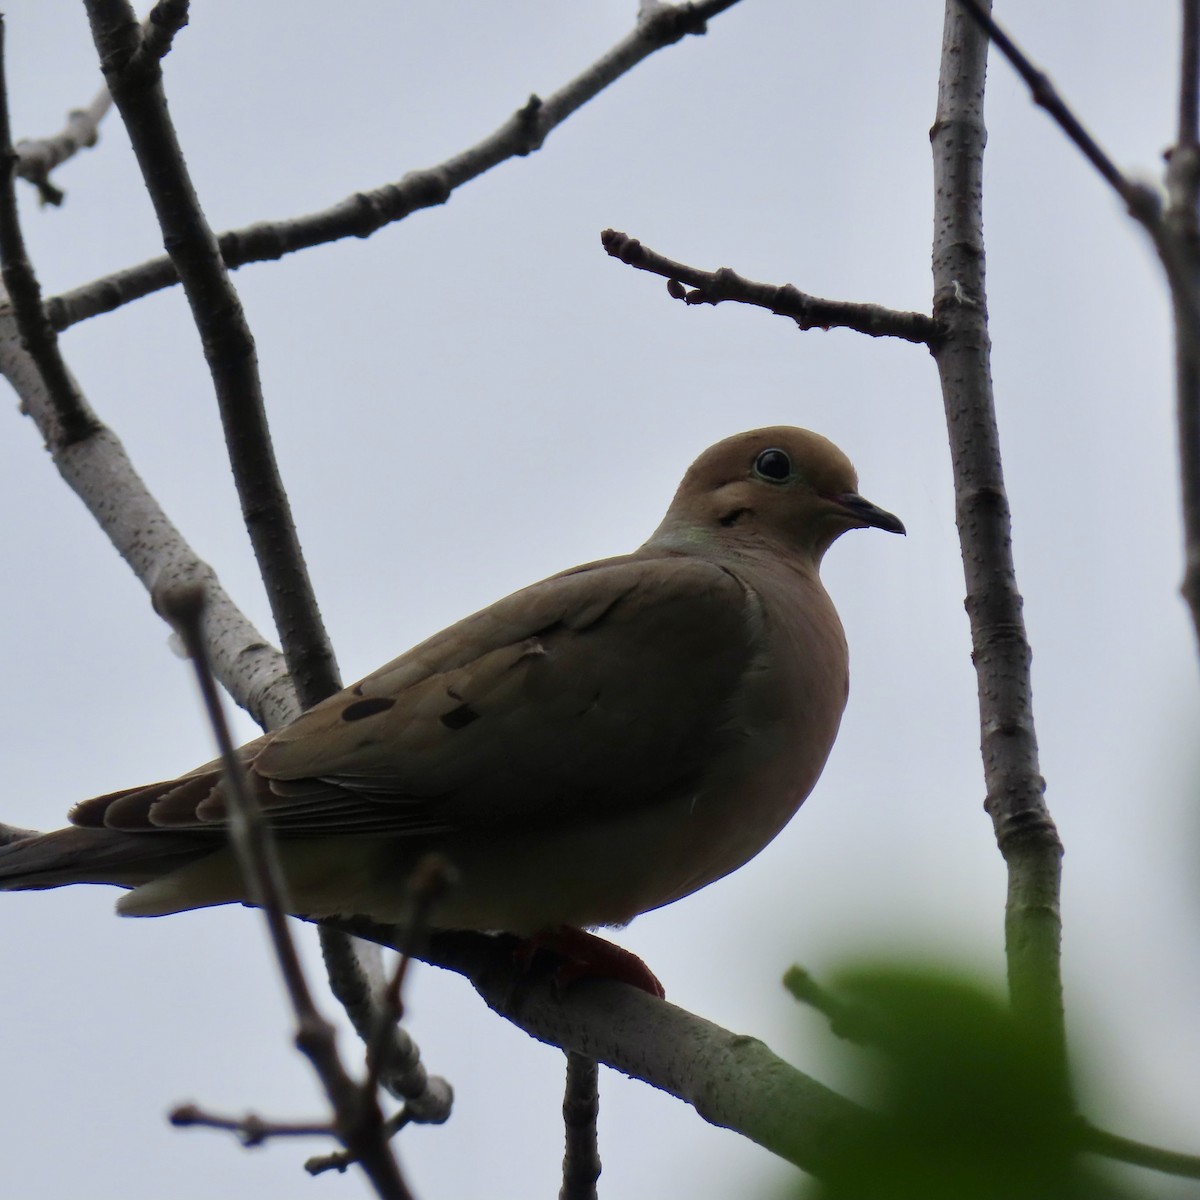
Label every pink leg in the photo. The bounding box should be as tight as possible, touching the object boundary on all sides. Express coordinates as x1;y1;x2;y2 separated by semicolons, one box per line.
516;926;666;999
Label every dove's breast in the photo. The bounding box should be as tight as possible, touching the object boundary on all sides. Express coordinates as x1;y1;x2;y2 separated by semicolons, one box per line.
331;562;852;934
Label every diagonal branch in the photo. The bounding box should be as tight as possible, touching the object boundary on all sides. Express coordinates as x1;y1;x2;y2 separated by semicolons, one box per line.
163;586;413;1200
930;0;1066;1094
0;20;98;446
45;0;744;332
84;0;339;709
0;21;291;727
954;0;1200;648
601;228;941;344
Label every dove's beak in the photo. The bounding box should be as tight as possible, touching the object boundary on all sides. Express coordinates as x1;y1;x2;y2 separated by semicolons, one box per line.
833;493;906;535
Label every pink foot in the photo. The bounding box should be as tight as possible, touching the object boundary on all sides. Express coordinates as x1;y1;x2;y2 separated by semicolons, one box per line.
515;926;666;999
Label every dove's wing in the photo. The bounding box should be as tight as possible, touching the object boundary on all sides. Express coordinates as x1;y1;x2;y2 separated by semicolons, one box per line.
73;553;759;839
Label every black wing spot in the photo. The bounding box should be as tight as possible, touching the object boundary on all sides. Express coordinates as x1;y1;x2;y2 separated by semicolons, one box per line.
441;703;481;730
341;696;397;722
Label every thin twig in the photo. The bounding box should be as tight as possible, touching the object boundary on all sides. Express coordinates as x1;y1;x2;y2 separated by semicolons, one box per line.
0;19;97;445
1182;0;1200;147
11;1;185;207
782;966;876;1045
559;1053;600;1200
134;0;190;69
1168;0;1200;647
601;228;941;344
170;1104;332;1146
318;932;454;1120
1079;1120;1200;1180
307;1110;413;1177
46;0;745;332
84;0;339;709
930;0;1068;1097
14;87;111;207
954;0;1144;205
953;0;1200;320
955;0;1200;658
362;854;455;1102
161;584;413;1200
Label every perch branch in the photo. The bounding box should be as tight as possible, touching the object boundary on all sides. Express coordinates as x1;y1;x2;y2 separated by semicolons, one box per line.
601;228;940;344
326;919;876;1178
46;0;744;332
930;0;1067;1093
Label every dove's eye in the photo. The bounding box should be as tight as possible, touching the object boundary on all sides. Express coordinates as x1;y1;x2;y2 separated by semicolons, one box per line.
753;448;792;482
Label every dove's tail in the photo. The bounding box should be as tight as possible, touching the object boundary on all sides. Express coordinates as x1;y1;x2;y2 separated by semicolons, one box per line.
0;823;209;893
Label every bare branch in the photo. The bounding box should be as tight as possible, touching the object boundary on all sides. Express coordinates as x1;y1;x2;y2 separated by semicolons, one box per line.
0;21;98;445
14;87;111;208
318;930;453;1122
783;966;876;1046
930;1;1067;1093
1079;1120;1200;1180
134;0;190;69
161;585;414;1200
1;319;296;728
326;919;875;1177
560;1053;600;1200
601;228;941;344
361;855;455;1103
11;1;187;209
84;0;339;708
1169;0;1200;650
307;1110;413;1178
954;0;1147;207
46;0;745;332
1;24;291;730
1181;0;1200;147
170;1104;332;1146
953;0;1200;648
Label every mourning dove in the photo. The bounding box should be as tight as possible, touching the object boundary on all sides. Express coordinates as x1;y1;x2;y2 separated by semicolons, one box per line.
0;427;902;942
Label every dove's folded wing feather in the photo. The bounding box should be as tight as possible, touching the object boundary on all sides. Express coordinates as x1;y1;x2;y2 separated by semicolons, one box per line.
72;554;757;839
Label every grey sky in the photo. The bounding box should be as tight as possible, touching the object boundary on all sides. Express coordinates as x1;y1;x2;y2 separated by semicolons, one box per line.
0;3;1195;1198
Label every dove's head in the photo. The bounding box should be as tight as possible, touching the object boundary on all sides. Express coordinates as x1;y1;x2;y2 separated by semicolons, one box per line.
650;426;904;564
